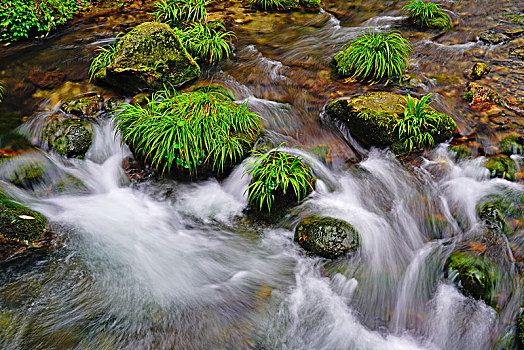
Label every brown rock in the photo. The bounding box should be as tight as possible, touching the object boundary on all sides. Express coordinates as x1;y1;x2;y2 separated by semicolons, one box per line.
27;70;65;89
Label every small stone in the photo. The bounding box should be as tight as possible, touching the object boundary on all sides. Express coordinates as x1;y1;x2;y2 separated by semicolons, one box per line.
469;62;491;80
479;30;510;44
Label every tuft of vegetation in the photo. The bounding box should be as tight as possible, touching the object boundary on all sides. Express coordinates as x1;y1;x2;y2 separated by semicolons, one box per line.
250;0;299;11
392;94;443;153
88;34;122;82
402;1;451;29
0;0;84;42
0;81;5;103
176;21;236;64
114;88;261;176
152;0;211;28
243;146;315;213
334;28;413;84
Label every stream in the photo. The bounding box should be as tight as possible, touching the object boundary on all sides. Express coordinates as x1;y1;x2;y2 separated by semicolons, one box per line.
0;0;523;349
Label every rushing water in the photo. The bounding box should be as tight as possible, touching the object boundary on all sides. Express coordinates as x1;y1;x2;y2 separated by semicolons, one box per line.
1;1;524;349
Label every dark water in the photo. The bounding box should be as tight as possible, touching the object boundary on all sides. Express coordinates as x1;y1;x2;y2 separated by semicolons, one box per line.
0;1;523;349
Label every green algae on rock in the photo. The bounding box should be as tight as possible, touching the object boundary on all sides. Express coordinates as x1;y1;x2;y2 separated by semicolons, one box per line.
1;159;45;189
484;155;517;181
468;62;491;80
325;92;456;154
93;22;200;93
43;118;94;159
0;194;48;260
449;144;473;160
501;136;524;155
62;93;103;118
479;30;510;44
477;202;513;236
464;81;502;109
294;215;359;259
251;0;299;11
299;0;321;8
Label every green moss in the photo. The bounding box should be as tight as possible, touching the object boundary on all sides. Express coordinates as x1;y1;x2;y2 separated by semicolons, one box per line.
295;215;359;259
251;0;299;10
425;12;451;29
326;92;456;153
299;0;321;8
2;160;45;188
449;144;473;160
188;84;236;101
95;22;200;93
470;62;491;79
446;251;501;303
485;155;517;181
0;198;47;242
477;202;513;236
501;136;524;155
43;119;93;159
62;94;103;118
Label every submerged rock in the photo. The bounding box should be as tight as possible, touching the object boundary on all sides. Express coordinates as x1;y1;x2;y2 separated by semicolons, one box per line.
294;215;359;259
484;155;517;181
509;46;524;60
477;202;513;236
464;82;502;109
501;136;524;155
479;30;510;44
325;92;456;153
43;118;93;158
445;251;501;303
0;194;48;260
0;159;45;189
449;144;473;160
94;22;200;93
61;93;103;118
27;70;65;89
468;62;491;80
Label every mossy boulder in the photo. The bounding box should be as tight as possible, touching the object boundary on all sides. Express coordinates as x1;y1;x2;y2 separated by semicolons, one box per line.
449;144;473;160
464;82;502;109
61;93;103;118
251;0;299;10
501;136;524;155
294;215;359;259
469;62;491;80
445;251;501;303
103;96;125;113
477;202;513;236
0;194;48;260
94;22;200;93
485;155;517;181
43;119;93;159
479;30;510;44
299;0;321;8
0;159;45;189
325;92;456;153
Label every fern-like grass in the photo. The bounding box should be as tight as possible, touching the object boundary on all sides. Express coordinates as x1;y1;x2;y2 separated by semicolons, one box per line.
152;0;211;27
114;88;261;176
88;34;122;82
243;146;315;213
177;21;235;64
402;1;450;28
334;28;413;84
393;94;443;153
250;0;299;11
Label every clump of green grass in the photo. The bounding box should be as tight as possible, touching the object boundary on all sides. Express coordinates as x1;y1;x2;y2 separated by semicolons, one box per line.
0;81;5;103
334;28;413;84
250;0;299;11
88;34;122;82
392;94;443;153
114;88;262;176
176;21;236;64
243;146;315;213
402;1;451;29
152;0;211;28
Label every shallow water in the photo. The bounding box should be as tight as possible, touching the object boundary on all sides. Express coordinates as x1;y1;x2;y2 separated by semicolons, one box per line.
0;1;523;349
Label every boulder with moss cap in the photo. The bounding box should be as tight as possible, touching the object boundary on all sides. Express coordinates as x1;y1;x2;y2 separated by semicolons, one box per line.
94;22;200;93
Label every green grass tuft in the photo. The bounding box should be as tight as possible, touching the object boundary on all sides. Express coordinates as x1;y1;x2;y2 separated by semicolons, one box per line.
334;28;413;85
114;88;262;176
243;146;315;213
392;94;443;153
152;0;211;27
88;34;122;82
250;0;299;11
402;1;450;28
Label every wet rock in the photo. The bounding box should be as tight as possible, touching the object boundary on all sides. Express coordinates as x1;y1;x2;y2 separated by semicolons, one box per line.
0;194;48;260
325;92;456;153
27;70;65;89
94;22;200;93
484;155;517;181
464;82;502;109
468;62;491;80
445;251;501;303
0;159;45;189
130;92;150;106
426;74;460;85
477;202;513;236
509;46;524;60
501;136;524;155
479;30;510;44
43;119;94;159
61;93;103;118
398;73;423;89
300;0;321;9
294;215;359;259
103;96;125;113
449;144;473;160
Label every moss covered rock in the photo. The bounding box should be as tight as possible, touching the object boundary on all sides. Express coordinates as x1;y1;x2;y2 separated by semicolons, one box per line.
410;11;451;29
501;136;524;155
0;194;48;260
485;155;517;181
325;92;456;153
299;0;321;8
294;215;359;259
43;118;93;159
61;93;103;118
469;62;491;80
479;30;510;44
251;0;299;10
509;46;524;60
94;22;200;93
0;159;45;189
445;251;501;303
449;144;473;160
464;82;502;109
477;202;513;236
